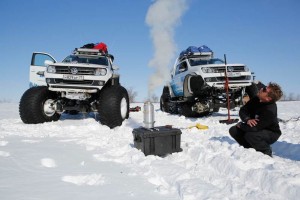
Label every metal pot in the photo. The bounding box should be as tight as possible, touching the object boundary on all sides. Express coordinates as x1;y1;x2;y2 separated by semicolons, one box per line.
143;101;155;128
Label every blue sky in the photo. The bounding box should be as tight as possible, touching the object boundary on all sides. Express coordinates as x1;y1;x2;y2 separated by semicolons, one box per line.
1;0;299;102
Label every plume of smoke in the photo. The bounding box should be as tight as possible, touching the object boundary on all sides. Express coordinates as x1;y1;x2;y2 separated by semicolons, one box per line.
146;0;188;98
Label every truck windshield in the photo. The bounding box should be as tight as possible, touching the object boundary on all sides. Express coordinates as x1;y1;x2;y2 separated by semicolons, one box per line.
189;58;224;66
62;55;109;66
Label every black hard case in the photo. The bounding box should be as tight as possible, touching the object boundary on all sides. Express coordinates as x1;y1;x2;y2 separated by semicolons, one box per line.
132;126;182;156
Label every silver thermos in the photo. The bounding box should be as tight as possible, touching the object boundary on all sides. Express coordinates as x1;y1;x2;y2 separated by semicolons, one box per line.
143;101;155;128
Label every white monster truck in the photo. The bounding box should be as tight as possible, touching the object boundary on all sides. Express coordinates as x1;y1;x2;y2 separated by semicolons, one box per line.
160;45;257;117
19;46;129;128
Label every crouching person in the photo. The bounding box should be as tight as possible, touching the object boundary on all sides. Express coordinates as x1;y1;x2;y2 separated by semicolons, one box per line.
229;82;283;157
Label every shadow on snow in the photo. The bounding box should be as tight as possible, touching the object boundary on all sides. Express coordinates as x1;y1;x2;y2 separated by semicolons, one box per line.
210;136;300;161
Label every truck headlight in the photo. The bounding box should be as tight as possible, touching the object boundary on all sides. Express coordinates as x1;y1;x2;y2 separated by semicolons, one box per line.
202;67;215;73
95;68;107;76
47;66;56;73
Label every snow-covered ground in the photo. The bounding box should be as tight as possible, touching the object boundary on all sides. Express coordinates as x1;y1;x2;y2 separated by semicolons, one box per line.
0;101;299;200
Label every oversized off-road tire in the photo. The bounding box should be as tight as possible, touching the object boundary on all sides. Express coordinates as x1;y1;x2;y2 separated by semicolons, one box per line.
213;107;220;112
19;86;61;124
98;85;129;129
160;86;170;112
167;102;179;114
160;96;178;113
160;86;179;114
179;103;209;118
160;96;167;112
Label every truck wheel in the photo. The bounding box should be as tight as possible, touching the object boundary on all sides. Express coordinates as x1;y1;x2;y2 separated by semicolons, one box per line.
180;103;209;118
168;102;179;114
160;98;177;114
160;86;170;112
19;86;60;124
160;86;179;113
213;107;220;112
98;85;129;129
160;96;167;112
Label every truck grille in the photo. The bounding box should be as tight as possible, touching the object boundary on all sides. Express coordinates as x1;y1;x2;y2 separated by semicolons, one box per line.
214;66;246;73
54;79;94;85
55;66;95;75
216;76;251;81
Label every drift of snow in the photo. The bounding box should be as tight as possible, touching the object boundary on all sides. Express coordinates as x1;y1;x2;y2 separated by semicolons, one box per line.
0;101;299;199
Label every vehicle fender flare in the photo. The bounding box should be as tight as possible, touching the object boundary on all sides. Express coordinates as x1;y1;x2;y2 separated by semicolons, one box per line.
183;74;206;97
183;73;197;97
166;83;175;98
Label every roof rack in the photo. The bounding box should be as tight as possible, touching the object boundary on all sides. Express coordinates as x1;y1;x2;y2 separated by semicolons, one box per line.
179;51;213;61
73;48;106;56
191;52;213;56
72;48;115;62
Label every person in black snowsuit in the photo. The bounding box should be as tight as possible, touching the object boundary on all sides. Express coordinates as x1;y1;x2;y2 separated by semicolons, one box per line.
229;82;283;157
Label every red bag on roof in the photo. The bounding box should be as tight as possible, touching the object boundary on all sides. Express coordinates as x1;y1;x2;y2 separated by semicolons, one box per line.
93;42;108;54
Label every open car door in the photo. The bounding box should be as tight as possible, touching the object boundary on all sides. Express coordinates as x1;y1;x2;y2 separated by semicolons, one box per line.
30;52;56;87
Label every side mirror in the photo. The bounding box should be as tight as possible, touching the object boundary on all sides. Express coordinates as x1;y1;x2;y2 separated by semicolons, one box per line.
44;60;54;67
112;65;119;71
